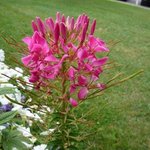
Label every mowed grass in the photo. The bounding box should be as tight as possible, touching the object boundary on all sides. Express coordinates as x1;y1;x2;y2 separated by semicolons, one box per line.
0;0;150;149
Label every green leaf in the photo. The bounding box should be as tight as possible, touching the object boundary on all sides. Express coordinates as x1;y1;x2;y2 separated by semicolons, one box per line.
47;140;63;150
0;111;17;125
0;87;16;95
1;128;32;150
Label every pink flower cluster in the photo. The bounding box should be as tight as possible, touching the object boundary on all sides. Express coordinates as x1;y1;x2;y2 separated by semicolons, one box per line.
22;12;109;107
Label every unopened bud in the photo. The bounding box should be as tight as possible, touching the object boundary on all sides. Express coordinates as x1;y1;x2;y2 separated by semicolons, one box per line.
56;12;61;22
61;14;66;23
70;17;75;30
31;20;38;32
80;23;88;45
60;22;67;40
90;19;96;35
46;17;54;32
36;17;45;35
54;23;60;43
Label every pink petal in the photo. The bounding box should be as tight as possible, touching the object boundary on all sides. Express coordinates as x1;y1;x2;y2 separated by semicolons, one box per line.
68;66;76;80
77;48;88;60
61;44;69;53
21;55;32;66
22;37;32;46
31;44;42;53
88;35;96;47
91;75;99;81
97;83;106;90
78;75;88;86
44;55;59;62
59;54;68;64
29;74;39;83
32;31;45;45
78;87;88;100
69;84;77;93
93;57;108;67
85;64;93;71
45;73;56;79
32;53;39;61
43;43;49;54
95;46;109;52
69;98;78;107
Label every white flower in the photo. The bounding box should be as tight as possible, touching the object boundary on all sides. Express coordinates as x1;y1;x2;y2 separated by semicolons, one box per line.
11;104;23;111
33;144;47;150
0;49;5;62
22;142;33;148
0;62;8;70
15;67;23;73
0;95;10;105
18;108;35;118
40;129;55;136
17;125;32;137
0;125;6;131
8;68;22;78
42;105;52;113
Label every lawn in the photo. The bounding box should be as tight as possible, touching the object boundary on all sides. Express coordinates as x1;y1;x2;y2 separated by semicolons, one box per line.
0;0;150;149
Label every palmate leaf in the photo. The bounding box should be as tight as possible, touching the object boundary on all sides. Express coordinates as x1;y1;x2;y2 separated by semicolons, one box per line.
0;87;16;95
0;111;17;125
1;128;32;150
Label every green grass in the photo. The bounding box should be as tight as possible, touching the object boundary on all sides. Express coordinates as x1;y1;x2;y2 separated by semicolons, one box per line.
0;0;150;149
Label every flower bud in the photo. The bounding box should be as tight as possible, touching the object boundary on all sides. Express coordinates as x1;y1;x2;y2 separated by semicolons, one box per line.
69;98;78;107
31;20;38;32
54;23;60;43
78;87;89;100
36;17;45;36
61;14;66;23
90;19;96;35
80;23;88;45
56;12;61;22
70;17;75;30
76;15;82;25
60;22;67;40
66;16;70;28
46;17;54;33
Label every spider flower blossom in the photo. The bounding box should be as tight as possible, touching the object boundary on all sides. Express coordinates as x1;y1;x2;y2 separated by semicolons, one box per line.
22;12;109;107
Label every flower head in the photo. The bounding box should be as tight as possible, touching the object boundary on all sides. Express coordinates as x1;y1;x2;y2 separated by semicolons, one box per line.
22;12;109;106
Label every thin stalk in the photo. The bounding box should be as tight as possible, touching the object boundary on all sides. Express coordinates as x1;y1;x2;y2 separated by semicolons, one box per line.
107;70;143;89
87;70;143;99
5;95;45;113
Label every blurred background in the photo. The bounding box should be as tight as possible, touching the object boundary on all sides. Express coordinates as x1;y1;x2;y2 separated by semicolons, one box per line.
119;0;150;7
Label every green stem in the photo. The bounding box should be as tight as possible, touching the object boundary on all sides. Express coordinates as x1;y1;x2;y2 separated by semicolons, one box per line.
87;70;143;99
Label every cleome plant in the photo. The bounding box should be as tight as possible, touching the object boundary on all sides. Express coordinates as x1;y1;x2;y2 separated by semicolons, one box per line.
0;12;142;150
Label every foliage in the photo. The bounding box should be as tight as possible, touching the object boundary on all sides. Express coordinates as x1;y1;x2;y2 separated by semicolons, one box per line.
1;128;32;150
0;111;17;125
0;87;16;95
